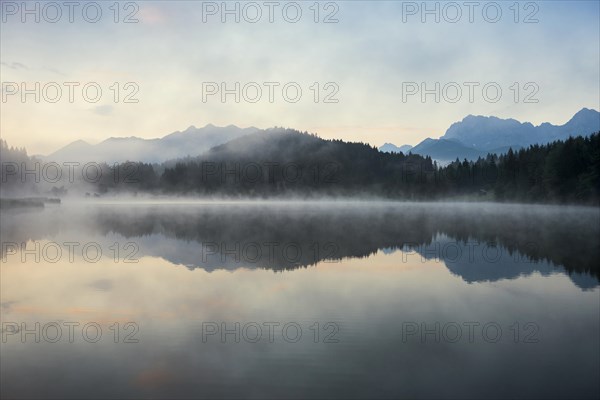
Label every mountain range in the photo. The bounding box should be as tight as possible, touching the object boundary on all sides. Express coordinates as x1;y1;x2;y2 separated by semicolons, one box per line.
42;108;599;164
379;143;413;154
380;108;600;163
44;124;260;164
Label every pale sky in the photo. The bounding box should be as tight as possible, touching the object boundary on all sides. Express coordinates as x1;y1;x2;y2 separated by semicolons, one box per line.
1;0;599;155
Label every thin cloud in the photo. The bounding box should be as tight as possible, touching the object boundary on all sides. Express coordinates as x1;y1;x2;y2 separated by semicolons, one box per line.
1;61;28;70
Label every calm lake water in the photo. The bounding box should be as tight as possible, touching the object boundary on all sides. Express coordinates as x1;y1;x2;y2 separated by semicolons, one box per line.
1;201;599;399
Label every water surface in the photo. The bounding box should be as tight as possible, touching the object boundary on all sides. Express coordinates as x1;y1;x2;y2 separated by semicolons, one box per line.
1;201;599;399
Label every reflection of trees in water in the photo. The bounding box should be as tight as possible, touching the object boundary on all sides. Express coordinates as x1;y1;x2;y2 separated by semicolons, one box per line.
2;203;598;286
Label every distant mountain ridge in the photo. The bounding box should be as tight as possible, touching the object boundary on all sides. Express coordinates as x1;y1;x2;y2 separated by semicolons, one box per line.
380;108;600;162
45;124;259;163
444;108;599;149
379;143;413;154
44;108;599;164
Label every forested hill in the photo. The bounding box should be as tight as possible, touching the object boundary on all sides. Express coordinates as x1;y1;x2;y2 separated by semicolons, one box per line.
159;128;435;197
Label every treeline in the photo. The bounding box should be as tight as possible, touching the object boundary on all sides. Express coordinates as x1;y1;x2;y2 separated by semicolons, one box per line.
0;139;39;196
105;129;599;204
2;130;599;204
439;133;600;203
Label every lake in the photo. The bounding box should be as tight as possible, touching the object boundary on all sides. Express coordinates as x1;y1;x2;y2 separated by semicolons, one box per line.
1;201;599;399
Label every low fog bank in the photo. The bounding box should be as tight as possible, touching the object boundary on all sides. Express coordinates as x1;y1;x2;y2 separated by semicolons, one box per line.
2;199;598;288
43;194;600;213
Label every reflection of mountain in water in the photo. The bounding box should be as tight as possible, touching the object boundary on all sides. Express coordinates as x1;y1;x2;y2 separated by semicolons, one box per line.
412;234;599;290
1;202;598;289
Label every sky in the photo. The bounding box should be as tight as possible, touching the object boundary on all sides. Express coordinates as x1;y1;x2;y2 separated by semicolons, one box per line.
1;0;599;155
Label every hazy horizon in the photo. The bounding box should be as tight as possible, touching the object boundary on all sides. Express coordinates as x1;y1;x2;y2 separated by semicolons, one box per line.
4;106;598;157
